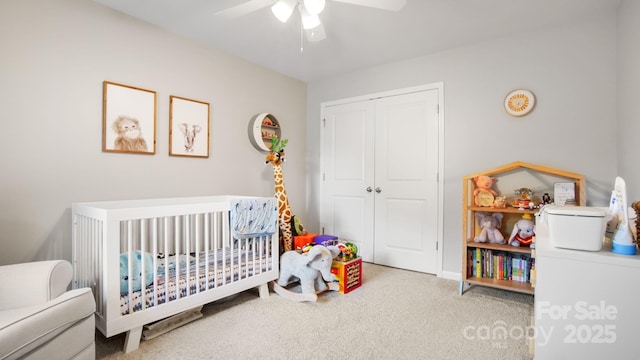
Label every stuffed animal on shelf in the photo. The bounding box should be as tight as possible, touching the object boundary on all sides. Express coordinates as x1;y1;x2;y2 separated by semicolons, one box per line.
492;196;507;209
473;175;498;207
474;212;505;244
120;250;154;295
509;213;535;247
273;245;341;302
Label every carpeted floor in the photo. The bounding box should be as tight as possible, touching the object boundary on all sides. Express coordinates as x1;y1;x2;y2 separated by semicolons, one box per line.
96;262;534;360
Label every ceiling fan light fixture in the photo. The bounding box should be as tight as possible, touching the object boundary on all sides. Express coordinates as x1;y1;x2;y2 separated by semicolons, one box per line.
299;6;321;29
271;0;296;23
303;0;326;15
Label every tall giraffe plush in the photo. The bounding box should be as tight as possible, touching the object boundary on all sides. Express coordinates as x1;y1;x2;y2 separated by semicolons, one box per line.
265;137;305;253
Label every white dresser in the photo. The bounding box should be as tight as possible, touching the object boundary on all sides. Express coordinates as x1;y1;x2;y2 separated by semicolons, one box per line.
534;218;640;359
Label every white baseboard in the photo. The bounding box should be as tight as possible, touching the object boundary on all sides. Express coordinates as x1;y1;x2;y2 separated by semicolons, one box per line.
441;270;461;281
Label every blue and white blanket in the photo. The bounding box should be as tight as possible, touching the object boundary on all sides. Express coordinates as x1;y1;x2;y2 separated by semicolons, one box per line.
230;197;278;239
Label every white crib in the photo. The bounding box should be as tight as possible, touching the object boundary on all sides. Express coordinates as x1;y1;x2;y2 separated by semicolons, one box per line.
71;195;278;353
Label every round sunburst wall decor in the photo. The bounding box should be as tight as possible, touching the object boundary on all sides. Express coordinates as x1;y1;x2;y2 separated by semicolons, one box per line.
504;89;535;117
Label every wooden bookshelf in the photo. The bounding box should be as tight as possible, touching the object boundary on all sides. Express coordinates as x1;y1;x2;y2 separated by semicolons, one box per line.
460;161;585;295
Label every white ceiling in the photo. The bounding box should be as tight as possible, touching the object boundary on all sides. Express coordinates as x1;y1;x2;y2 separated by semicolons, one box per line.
92;0;621;82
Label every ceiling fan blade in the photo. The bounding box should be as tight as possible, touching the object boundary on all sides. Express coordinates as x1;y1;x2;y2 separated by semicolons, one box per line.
215;0;274;19
331;0;406;11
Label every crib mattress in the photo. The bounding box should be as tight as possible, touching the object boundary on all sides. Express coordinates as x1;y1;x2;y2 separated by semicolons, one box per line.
121;248;271;315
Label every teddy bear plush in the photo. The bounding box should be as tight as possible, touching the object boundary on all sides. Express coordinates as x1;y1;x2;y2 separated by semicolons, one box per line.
120;250;154;295
473;175;498;207
492;196;507;208
474;212;505;244
509;213;535;247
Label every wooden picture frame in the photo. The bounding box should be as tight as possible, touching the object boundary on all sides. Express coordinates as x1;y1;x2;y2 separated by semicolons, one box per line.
102;81;156;154
169;95;210;158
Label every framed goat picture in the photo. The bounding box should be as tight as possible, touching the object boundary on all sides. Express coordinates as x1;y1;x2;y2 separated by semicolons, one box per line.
103;81;156;154
169;96;210;158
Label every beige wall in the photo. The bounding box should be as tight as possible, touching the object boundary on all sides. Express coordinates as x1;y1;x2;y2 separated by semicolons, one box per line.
618;0;640;201
2;0;635;274
0;0;307;265
306;11;618;276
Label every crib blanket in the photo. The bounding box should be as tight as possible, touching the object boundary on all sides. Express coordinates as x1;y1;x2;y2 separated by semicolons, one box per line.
230;197;278;239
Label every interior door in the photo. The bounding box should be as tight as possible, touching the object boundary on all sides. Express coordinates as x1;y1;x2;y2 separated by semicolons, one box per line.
321;86;440;274
373;90;439;273
320;100;375;261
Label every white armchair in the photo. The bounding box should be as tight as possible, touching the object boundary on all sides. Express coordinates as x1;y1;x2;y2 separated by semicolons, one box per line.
0;260;95;360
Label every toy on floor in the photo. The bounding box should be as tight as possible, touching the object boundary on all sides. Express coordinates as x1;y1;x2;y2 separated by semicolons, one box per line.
474;212;505;244
473;175;498;207
336;242;358;261
265;137;307;253
273;245;341;302
291;215;306;237
509;213;535;247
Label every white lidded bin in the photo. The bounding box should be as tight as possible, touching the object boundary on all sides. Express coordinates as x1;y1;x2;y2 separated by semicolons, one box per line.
543;205;608;251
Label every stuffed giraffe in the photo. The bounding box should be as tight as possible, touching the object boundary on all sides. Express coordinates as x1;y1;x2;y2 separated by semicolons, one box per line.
265;137;306;253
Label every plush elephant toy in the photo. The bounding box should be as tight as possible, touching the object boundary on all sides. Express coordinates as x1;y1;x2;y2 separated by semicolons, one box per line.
474;212;505;244
509;213;535;247
273;245;340;302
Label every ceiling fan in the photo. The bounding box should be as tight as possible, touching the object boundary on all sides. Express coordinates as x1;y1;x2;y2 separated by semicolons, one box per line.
215;0;407;43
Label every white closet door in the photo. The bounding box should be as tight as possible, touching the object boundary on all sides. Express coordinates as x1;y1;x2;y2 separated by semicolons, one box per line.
373;90;439;273
321;86;441;274
321;100;375;262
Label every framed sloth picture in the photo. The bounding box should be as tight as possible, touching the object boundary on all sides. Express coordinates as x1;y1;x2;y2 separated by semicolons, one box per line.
102;81;156;154
169;95;210;158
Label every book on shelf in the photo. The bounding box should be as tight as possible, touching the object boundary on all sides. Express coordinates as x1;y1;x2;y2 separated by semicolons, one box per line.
475;248;481;278
466;248;535;283
467;250;474;278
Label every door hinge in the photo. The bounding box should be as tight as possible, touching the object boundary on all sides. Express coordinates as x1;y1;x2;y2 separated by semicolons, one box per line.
323;173;325;181
437;104;440;114
322;226;325;234
322;118;326;127
436;242;438;251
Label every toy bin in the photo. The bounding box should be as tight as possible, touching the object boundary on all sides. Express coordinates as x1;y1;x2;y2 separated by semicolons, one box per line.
330;257;362;294
293;233;317;250
543;205;608;251
314;234;338;246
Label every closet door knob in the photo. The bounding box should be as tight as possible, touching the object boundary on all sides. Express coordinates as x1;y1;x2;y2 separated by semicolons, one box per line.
366;187;373;193
375;187;382;193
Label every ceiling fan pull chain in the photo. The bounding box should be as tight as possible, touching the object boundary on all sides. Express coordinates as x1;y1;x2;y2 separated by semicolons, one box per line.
300;21;304;53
